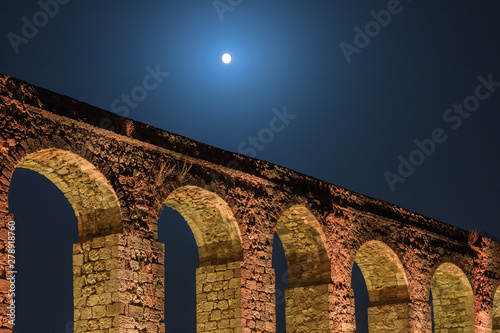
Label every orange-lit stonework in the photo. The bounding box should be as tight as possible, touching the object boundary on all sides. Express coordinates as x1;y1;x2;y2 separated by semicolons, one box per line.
1;74;500;332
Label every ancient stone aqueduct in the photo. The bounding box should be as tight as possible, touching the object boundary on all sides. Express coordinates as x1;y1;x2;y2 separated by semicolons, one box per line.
1;73;500;333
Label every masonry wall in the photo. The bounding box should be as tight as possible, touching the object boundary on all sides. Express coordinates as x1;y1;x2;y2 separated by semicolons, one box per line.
1;74;500;332
285;284;330;332
73;234;164;333
196;262;242;333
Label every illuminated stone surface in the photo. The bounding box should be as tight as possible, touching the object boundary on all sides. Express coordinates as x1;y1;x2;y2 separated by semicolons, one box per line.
1;74;500;332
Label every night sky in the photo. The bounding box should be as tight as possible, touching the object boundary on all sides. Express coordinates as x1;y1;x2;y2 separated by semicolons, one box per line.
2;1;500;332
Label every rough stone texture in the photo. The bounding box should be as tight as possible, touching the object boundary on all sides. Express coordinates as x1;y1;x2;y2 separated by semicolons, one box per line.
285;284;330;332
276;205;331;331
196;262;242;333
73;235;119;333
355;240;410;331
165;186;243;267
240;263;276;333
431;263;475;332
73;234;164;333
1;74;500;332
18;149;122;241
367;303;410;332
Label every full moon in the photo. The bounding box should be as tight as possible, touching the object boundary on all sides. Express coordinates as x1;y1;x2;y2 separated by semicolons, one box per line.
222;53;232;64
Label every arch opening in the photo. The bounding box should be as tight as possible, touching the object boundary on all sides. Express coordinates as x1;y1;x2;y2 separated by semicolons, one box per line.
274;205;331;332
9;168;77;332
164;185;243;266
162;185;244;332
431;263;475;332
272;232;288;333
159;206;198;333
354;240;410;332
6;148;123;332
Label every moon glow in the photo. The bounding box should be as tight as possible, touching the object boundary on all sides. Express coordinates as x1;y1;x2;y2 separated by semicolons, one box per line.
222;53;232;64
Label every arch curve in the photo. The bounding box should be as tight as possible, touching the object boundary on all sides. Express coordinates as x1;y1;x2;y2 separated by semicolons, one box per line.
354;240;410;331
431;262;475;332
14;148;122;241
275;204;331;287
354;240;409;303
164;185;243;266
274;204;331;332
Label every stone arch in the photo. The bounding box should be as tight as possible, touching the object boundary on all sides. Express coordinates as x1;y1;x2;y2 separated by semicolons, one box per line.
431;262;475;332
354;240;410;332
275;204;331;332
164;185;243;266
8;148;125;332
163;185;244;332
13;148;122;241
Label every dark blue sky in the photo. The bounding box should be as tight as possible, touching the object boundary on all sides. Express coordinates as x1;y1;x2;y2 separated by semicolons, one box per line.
2;1;500;332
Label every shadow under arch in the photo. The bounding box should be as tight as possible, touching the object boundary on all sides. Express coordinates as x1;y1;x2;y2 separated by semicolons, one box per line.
14;148;122;241
274;204;332;332
354;240;410;332
163;185;244;332
431;262;475;332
